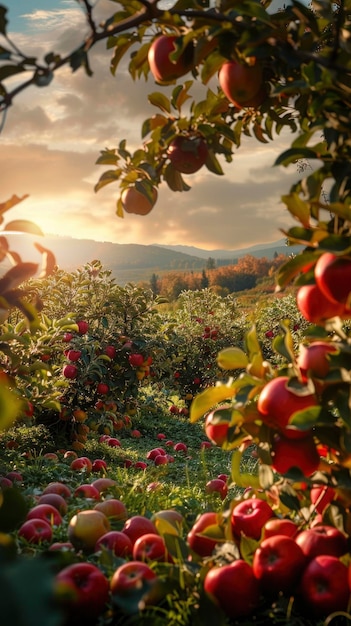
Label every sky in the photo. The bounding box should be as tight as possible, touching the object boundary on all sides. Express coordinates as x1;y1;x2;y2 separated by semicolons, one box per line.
0;0;302;252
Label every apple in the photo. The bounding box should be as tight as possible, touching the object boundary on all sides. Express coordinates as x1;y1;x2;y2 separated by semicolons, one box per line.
68;509;110;553
70;456;93;472
26;503;63;527
296;283;348;324
314;252;351;305
121;186;158;216
271;434;320;477
295;524;348;559
18;518;53;544
107;437;121;448
74;483;101;500
200;441;212;449
132;532;168;562
231;497;274;540
77;320;89;334
169;405;179;414
63;332;73;342
66;349;82;361
297;341;338;381
6;471;23;482
110;561;157;596
73;409;87;422
148;34;194;83
150;509;184;534
252;535;306;594
91;477;117;493
298;555;349;617
146;447;166;461
131;429;141;438
49;541;74;551
156;433;166;440
310;484;336;513
121;515;158;546
95;530;133;557
204;405;232;446
91;459;107;472
173;442;187;453
97;382;109;395
55;562;109;619
134;461;148;470
42;481;71;499
205;478;228;500
262;517;299;539
94;498;128;521
105;345;116;359
167;135;208;174
204;559;260;620
218;59;264;107
257;376;317;438
128;353;144;367
38;492;68;514
154;454;168;466
187;511;224;557
63;364;78;379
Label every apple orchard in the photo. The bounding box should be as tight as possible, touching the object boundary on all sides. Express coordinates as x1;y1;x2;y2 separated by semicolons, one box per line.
2;1;351;625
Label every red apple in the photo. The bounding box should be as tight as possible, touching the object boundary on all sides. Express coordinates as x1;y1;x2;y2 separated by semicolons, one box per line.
204;405;232;446
173;442;187;453
132;532;168;562
55;562;109;618
167;135;208;174
146;447;166;461
252;535;306;594
68;509;110;553
128;353;144;367
74;483;101;500
271;434;320;477
297;341;338;381
298;555;349;617
91;459;107;472
91;477;117;493
77;320;89;335
26;503;62;527
205;478;228;500
42;481;71;499
295;524;348;560
296;283;348;324
262;517;299;540
94;498;128;521
310;484;336;514
97;382;109;395
315;252;351;305
121;515;158;546
70;456;93;472
18;518;53;544
231;497;274;541
187;511;224;557
95;530;133;557
66;349;82;361
105;345;116;359
110;561;157;596
148;34;194;83
218;59;264;107
121;186;158;216
63;364;78;379
204;559;260;620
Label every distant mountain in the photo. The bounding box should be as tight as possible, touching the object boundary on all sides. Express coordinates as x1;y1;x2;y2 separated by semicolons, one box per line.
1;234;301;285
153;238;302;260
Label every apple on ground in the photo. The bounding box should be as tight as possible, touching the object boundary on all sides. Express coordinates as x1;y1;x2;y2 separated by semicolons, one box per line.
187;511;225;557
95;530;133;557
173;442;187;453
110;560;157;596
94;498;128;521
18;518;53;544
70;457;93;472
91;477;118;493
74;483;101;500
91;459;107;472
252;535;306;594
68;509;110;553
55;562;109;619
42;481;71;499
297;555;350;617
231;497;274;541
295;524;348;559
205;478;228;500
132;532;168;562
204;559;261;620
262;517;299;540
121;515;158;546
26;503;63;527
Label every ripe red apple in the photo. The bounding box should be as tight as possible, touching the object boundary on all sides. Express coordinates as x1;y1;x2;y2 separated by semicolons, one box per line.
91;477;117;493
298;555;349;617
121;186;158;216
314;252;351;305
296;283;348;324
97;382;109;395
42;481;71;499
110;561;157;596
173;442;187;452
262;517;299;539
204;405;232;446
95;530;133;557
18;518;53;544
297;341;338;381
252;535;306;594
295;524;348;560
107;437;121;448
55;562;109;619
121;515;158;546
148;34;194;83
35;494;67;516
70;456;93;472
66;349;82;361
204;559;260;620
91;459;107;473
94;498;128;521
257;376;317;438
205;478;228;500
218;59;264;107
146;447;166;461
231;497;274;540
131;429;141;438
77;320;89;335
74;483;101;500
167;135;208;174
271;434;320;477
187;511;224;557
132;532;168;562
134;461;148;470
128;353;144;367
63;364;78;379
68;509;110;553
150;509;184;534
154;454;168;466
26;503;63;527
104;345;116;359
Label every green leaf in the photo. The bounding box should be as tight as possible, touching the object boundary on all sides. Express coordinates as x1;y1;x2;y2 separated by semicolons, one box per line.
164;163;191;192
275;147;322;167
289;405;322;430
148;91;171;114
276;251;317;289
217;347;248;370
281;192;311;227
190;384;236;423
0;383;22;430
205;149;224;175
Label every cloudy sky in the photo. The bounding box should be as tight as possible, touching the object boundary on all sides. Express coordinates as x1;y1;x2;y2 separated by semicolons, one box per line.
1;0;301;251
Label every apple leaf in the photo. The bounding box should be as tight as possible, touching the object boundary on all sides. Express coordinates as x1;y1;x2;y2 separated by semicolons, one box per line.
0;382;22;432
190;384;236;423
0;194;29;220
281;193;311;228
148;91;171;114
289;405;322;430
217;347;248;370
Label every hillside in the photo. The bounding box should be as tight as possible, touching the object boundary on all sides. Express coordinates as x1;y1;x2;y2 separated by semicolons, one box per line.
1;234;300;284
